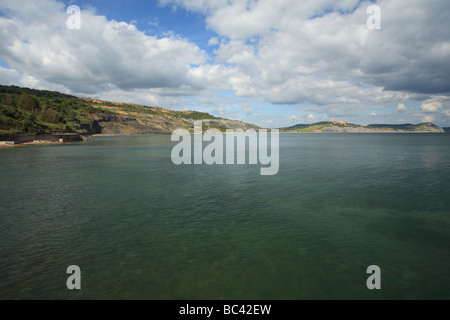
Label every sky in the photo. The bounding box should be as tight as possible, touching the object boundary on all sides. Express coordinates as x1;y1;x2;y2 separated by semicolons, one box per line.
0;0;449;128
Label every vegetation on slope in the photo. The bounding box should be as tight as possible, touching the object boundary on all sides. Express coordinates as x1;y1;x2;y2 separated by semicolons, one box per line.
0;85;258;135
0;85;112;135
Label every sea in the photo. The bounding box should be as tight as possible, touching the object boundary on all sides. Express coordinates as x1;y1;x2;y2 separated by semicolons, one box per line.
0;133;449;300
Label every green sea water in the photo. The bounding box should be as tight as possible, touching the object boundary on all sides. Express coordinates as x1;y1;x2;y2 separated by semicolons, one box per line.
0;133;449;300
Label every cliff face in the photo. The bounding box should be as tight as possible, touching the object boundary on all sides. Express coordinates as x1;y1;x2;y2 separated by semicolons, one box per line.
79;120;103;135
97;117;260;135
88;102;260;135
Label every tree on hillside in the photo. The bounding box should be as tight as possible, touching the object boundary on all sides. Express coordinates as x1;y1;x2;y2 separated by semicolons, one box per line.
17;94;40;112
0;93;15;106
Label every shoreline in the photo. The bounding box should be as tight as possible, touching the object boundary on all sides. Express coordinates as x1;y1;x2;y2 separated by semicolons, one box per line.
0;141;66;148
2;130;447;147
0;133;86;148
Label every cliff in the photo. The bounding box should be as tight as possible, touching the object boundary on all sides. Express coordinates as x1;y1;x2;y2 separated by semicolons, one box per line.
84;99;259;135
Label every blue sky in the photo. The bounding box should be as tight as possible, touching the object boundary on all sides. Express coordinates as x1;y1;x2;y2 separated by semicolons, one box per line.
0;0;449;127
70;0;216;51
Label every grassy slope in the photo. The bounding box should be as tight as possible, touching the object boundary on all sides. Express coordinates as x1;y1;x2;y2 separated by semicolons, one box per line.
0;85;250;135
0;85;111;135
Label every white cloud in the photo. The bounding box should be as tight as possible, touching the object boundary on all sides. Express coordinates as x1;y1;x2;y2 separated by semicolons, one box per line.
216;105;225;116
422;115;435;123
421;100;443;113
0;66;22;85
207;37;219;46
0;0;210;97
161;0;450;107
238;103;257;116
370;111;377;116
164;0;450;94
397;103;407;112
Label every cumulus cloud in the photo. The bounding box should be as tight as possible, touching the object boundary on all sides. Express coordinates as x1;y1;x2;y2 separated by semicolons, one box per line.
0;0;209;97
422;100;443;113
163;0;450;96
0;66;22;85
422;115;435;123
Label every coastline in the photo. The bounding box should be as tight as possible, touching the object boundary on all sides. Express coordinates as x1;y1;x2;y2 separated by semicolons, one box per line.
2;130;447;147
0;141;65;147
0;133;86;148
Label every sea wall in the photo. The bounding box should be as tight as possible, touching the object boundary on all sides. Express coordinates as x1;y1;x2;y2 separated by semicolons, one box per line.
0;134;83;144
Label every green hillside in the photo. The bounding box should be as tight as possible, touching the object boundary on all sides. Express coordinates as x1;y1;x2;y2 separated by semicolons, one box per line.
0;85;258;135
0;85;111;135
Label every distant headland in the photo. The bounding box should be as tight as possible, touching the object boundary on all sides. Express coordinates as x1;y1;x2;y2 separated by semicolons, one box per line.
280;121;445;133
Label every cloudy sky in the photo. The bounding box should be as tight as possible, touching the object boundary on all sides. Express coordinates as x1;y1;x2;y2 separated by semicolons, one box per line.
0;0;449;127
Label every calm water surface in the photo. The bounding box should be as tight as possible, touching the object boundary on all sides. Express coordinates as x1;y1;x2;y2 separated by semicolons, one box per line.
0;134;449;299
